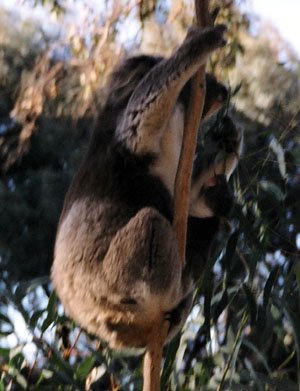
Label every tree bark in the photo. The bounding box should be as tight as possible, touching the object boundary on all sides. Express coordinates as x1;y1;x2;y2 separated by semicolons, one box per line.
173;0;212;266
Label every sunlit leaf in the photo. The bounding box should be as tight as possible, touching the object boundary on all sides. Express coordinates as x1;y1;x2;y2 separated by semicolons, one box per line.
269;138;287;180
9;346;24;361
7;365;28;389
37;369;54;384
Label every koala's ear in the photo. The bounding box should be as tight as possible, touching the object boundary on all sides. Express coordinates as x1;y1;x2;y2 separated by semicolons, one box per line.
106;55;163;108
202;74;228;119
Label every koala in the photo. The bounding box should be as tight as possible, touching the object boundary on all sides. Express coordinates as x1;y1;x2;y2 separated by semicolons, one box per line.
52;24;242;349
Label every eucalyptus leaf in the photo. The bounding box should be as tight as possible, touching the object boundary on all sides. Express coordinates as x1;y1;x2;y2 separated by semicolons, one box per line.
269;138;287;180
75;356;96;382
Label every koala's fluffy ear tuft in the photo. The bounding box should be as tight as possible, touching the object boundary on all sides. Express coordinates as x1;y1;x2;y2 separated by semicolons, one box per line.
202;74;228;118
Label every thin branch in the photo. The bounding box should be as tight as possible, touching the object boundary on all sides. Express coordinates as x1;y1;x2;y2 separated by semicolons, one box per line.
63;329;82;360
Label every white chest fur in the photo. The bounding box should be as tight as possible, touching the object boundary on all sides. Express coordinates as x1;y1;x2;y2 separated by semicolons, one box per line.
149;104;184;195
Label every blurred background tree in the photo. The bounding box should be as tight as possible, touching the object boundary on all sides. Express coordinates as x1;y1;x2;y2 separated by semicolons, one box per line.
0;0;299;389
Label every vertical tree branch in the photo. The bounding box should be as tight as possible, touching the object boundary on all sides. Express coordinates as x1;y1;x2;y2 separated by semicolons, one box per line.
143;320;169;391
173;0;212;266
143;3;213;391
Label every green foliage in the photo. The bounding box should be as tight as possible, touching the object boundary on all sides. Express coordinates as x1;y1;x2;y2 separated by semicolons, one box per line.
0;0;300;389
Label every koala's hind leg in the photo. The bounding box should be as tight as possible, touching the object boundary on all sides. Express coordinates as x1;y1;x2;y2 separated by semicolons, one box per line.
116;25;227;156
101;207;182;314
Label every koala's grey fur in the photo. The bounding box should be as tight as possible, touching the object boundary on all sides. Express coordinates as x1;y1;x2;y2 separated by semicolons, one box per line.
52;25;242;349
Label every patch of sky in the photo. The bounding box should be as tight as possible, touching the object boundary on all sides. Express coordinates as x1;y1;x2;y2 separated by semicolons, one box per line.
244;0;300;58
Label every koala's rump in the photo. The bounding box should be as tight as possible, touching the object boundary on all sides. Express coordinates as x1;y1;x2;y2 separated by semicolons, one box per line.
52;199;183;348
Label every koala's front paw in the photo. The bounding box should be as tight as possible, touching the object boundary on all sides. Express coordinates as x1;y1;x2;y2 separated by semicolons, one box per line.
203;24;227;49
186;24;227;49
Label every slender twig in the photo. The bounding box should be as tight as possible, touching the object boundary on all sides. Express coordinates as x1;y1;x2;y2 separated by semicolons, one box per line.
63;329;82;360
